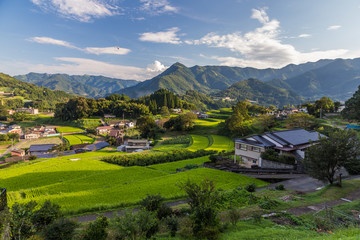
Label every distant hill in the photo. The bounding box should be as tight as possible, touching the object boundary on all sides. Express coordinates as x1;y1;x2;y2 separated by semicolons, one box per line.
0;73;72;109
14;73;139;98
119;58;360;103
213;78;303;107
116;60;334;98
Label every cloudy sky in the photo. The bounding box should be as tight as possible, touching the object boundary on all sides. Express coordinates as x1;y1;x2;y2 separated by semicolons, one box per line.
1;0;360;80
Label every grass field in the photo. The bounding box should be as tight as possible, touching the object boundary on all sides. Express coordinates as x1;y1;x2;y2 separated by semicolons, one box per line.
206;135;234;152
1;155;266;215
187;135;210;151
56;127;85;133
148;156;210;173
77;118;102;128
63;134;95;146
16;137;63;149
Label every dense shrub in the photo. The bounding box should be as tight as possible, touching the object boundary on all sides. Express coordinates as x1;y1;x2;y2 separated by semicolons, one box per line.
275;184;285;191
258;196;280;210
79;215;108;240
261;149;296;165
102;149;216;167
42;218;77;240
161;135;191;145
245;183;256;193
29;155;37;160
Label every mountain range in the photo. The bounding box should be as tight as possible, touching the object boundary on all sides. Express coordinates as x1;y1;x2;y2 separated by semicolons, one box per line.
12;57;360;107
14;73;139;98
117;58;360;104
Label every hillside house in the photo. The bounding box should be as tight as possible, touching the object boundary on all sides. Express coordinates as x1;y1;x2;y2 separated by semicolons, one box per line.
29;144;57;155
16;108;39;114
104;114;116;118
96;126;113;135
24;133;40;140
117;139;150;152
11;149;25;157
234;129;323;169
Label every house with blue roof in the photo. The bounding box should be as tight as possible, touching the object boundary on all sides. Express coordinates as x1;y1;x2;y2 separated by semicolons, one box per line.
234;129;323;168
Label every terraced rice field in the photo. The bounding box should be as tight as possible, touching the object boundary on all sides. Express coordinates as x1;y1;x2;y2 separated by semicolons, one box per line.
56;127;85;133
187;135;210;151
63;134;95;146
148;156;210;173
1;155;266;215
206;135;234;152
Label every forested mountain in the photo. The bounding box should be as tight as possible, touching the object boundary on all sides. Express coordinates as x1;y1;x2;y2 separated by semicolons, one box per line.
119;58;360;102
117;60;333;98
14;73;139;98
213;78;303;107
0;73;73;110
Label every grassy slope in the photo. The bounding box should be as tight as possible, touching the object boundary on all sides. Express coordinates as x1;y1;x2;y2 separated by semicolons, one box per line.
63;134;94;146
1;154;266;214
206;135;234;152
148;156;210;173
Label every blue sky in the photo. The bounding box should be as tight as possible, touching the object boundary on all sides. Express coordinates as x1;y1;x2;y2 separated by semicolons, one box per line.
1;0;360;81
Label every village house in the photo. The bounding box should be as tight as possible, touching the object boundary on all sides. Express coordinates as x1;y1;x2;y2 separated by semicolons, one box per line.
10;149;25;157
7;125;22;135
28;144;57;155
96;126;113;135
234;129;323;169
15;107;39;114
117;139;150;153
24;133;40;140
104;114;116;118
0;123;7;130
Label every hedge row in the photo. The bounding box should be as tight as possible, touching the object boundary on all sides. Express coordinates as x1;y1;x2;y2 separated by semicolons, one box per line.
102;149;216;167
161;135;191;145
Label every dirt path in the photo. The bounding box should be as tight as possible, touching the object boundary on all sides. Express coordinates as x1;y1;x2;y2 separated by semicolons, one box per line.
287;187;360;215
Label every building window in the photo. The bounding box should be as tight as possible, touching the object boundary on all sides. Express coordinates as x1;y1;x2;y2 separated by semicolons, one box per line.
249;146;260;152
240;144;247;150
252;159;257;164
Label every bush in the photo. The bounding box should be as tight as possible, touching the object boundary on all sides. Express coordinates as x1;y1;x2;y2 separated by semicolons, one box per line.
166;216;179;237
109;210;158;240
261;149;295;165
139;194;172;220
275;184;285;191
258;196;280;210
42;218;77;240
31;201;62;231
245;183;256;193
227;208;241;226
29;155;37;160
80;215;108;240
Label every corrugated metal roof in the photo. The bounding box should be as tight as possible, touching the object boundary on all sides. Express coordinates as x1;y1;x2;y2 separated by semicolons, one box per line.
29;144;57;152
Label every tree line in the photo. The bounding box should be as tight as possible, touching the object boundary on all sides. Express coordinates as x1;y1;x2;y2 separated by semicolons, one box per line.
54;89;196;121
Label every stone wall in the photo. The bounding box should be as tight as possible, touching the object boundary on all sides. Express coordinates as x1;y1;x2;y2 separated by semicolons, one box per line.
260;159;295;169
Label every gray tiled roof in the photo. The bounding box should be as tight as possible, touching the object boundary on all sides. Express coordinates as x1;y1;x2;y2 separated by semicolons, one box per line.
271;129;323;146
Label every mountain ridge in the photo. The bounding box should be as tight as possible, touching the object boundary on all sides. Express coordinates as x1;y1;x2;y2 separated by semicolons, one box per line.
14;73;139;98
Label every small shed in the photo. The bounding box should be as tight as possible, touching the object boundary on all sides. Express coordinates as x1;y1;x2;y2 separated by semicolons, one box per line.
28;144;57;155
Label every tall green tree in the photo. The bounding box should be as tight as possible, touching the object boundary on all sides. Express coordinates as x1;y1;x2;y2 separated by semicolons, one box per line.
342;85;360;120
285;112;316;129
225;101;251;136
303;130;360;184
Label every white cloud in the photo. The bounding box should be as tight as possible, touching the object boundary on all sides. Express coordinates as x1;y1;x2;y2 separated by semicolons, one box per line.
84;47;131;55
187;8;353;69
29;36;131;56
140;0;178;14
327;25;342;30
298;34;311;38
12;57;166;81
139;27;181;44
30;0;120;22
29;37;77;48
146;60;167;72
